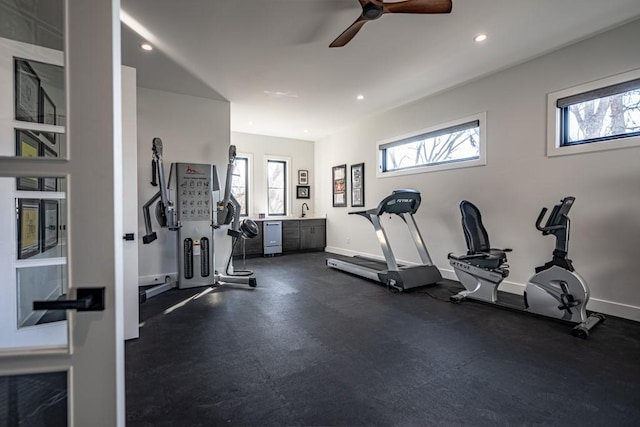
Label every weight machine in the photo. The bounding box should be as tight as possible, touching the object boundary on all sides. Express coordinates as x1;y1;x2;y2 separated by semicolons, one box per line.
139;138;257;303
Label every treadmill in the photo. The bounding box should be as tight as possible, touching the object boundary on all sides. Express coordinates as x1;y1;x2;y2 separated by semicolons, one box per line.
326;189;442;291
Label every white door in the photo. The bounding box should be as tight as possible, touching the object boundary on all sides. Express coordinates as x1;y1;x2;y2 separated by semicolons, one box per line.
0;0;124;425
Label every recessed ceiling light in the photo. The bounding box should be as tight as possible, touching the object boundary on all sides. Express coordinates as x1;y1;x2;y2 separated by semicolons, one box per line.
248;121;253;126
474;34;487;43
303;129;309;133
356;94;364;100
140;43;153;51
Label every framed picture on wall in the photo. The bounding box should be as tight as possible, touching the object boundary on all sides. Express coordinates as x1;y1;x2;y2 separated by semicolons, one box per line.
350;163;365;207
40;87;56;125
40;132;56;145
15;58;41;123
41;199;59;252
15;129;41;191
296;185;310;199
42;145;58;191
17;198;41;259
298;170;308;185
332;164;347;207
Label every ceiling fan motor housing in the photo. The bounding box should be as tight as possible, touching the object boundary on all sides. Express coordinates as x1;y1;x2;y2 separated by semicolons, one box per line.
363;3;384;20
331;0;452;47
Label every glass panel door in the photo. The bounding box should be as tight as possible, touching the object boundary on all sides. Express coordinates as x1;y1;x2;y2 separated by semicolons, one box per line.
0;372;67;425
0;176;68;350
0;0;123;424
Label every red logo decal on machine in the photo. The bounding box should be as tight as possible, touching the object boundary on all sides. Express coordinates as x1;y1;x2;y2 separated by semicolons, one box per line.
185;166;201;174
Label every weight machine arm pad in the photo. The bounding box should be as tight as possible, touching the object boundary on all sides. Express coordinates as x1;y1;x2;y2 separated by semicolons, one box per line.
142;190;161;244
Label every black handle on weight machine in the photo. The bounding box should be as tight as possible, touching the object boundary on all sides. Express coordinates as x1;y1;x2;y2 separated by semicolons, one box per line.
151;159;158;186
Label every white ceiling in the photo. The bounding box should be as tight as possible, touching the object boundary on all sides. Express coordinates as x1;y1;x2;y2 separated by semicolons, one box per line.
120;0;640;141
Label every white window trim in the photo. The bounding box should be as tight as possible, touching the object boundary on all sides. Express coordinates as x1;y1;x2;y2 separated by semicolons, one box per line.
547;68;640;157
376;112;487;178
236;151;252;217
264;154;291;217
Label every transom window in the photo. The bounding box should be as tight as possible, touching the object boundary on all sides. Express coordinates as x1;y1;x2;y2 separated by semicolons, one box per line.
377;113;486;177
547;69;640;156
558;78;640;146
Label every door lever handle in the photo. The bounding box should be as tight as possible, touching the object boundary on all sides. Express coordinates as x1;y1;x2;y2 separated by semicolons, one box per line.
33;287;105;312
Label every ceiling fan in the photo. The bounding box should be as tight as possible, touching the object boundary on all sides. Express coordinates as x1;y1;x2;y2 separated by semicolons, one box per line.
330;0;453;48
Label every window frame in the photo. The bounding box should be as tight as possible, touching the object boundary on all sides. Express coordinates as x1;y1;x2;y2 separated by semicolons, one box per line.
376;112;487;178
231;154;250;217
547;68;640;157
265;156;289;216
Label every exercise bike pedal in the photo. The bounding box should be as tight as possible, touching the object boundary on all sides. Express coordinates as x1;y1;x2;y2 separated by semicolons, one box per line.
558;293;580;311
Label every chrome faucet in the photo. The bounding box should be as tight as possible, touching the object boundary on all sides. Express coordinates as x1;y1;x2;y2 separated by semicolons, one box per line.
301;203;309;218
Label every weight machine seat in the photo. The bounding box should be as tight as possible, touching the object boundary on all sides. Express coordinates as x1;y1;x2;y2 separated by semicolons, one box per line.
458;200;509;270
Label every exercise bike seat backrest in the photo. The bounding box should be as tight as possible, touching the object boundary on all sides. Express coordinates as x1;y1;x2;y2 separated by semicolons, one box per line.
459;200;508;269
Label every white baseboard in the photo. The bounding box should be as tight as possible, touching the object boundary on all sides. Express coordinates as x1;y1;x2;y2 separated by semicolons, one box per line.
327;249;640;322
586;298;640;322
138;273;178;287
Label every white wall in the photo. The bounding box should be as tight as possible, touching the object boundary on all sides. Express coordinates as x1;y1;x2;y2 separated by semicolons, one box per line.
316;19;640;321
137;87;230;283
231;131;315;217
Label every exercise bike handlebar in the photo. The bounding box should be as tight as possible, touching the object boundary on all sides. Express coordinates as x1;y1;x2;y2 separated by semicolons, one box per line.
535;208;567;232
535;196;575;233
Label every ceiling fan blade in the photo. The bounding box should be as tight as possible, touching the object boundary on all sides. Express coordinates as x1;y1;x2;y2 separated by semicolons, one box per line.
329;16;368;47
383;0;452;14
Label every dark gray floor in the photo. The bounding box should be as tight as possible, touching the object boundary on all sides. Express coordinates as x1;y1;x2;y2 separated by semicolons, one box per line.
126;252;640;426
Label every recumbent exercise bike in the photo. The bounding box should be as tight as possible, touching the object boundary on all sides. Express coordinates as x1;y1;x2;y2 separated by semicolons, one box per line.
448;196;605;338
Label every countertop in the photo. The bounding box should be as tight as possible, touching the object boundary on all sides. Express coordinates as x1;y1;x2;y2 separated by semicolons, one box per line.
249;215;326;221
